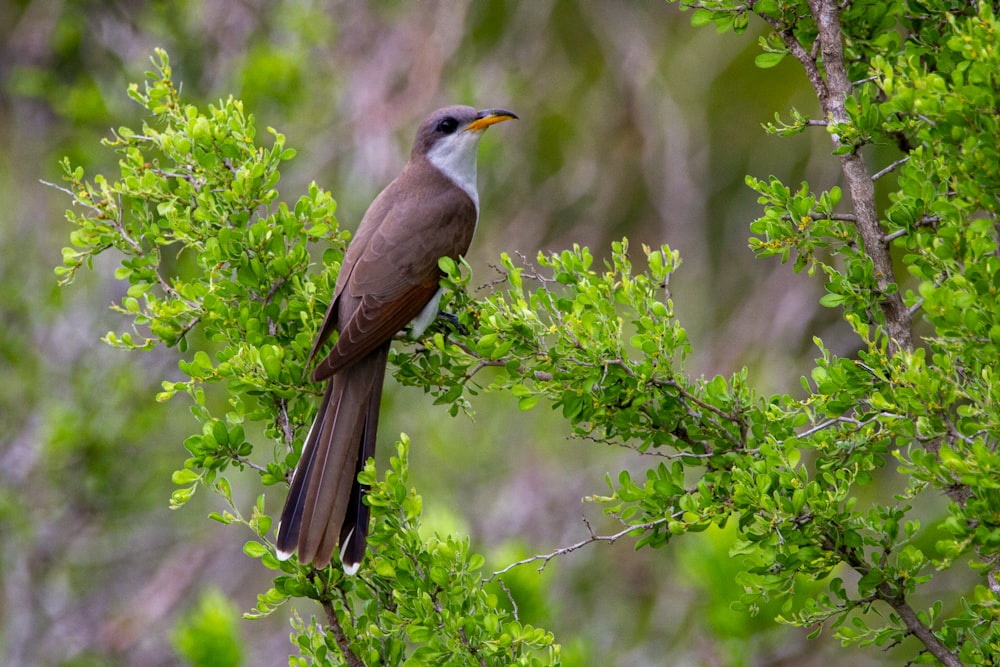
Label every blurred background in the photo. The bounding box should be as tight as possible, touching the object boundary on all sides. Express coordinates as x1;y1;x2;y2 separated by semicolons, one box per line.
0;1;910;665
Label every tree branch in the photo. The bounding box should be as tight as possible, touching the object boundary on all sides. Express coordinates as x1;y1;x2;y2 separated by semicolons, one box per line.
322;597;364;667
878;586;961;667
808;0;913;353
762;1;913;353
823;535;963;667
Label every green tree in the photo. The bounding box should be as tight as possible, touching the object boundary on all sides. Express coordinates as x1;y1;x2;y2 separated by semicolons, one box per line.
51;1;1000;666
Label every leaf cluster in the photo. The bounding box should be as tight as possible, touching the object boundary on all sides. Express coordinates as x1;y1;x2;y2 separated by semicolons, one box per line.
55;48;342;501
406;233;999;660
676;2;1000;663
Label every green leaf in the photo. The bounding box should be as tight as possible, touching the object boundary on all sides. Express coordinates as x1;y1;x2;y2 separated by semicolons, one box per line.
171;469;200;485
690;8;713;26
819;292;845;307
755;52;786;69
243;540;269;559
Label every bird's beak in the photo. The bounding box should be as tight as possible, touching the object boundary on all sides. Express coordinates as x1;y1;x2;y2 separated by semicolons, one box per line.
465;108;519;133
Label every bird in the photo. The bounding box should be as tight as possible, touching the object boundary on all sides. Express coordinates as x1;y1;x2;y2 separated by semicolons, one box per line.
276;105;517;573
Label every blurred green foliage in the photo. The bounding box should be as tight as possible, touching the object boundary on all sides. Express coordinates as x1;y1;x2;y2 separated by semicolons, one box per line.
172;589;245;667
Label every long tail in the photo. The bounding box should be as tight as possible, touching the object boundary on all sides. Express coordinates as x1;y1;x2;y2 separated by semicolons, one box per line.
276;343;390;571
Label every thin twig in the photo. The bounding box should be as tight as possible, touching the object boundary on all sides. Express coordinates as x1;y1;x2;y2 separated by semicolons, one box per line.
487;516;670;581
796;416;858;438
872;156;910;181
582;434;717;459
496;578;520;621
756;13;827;103
780;212;858;223
40;179;81;200
796;412;901;439
174;315;202;345
231;453;269;475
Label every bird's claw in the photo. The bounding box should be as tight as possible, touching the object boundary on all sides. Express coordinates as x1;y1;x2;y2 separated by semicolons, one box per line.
437;310;468;335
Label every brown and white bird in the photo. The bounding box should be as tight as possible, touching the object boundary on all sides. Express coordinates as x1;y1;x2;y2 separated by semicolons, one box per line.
276;106;517;573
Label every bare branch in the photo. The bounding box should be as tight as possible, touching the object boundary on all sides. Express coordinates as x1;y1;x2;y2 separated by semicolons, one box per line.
275;397;296;451
497;578;520;622
487;516;670;581
40;179;83;201
872;156;910;182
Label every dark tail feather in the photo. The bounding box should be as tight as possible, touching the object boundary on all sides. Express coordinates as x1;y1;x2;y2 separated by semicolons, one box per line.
276;344;390;571
276;383;335;559
338;343;388;572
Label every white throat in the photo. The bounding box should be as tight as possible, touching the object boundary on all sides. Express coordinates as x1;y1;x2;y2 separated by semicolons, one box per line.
426;131;483;211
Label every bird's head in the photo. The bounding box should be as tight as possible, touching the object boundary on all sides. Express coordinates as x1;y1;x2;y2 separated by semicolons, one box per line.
413;105;518;158
413;106;517;204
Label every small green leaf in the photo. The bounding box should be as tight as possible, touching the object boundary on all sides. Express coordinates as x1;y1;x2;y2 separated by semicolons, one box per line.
243;540;269;559
171;469;200;485
690;8;713;26
518;395;540;411
755;52;786;69
819;292;845;307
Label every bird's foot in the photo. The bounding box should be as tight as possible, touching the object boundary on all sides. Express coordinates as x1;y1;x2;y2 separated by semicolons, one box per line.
437;310;468;335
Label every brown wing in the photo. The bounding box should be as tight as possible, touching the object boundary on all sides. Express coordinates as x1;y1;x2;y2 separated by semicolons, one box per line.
310;167;477;381
303;181;400;371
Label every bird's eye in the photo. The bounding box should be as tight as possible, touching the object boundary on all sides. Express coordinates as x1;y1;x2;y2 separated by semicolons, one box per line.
436;117;459;134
